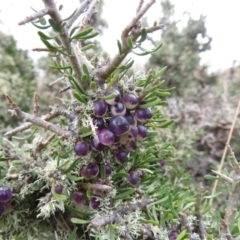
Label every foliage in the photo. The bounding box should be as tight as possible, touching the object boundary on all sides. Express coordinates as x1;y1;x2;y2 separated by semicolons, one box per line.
0;1;240;240
147;0;217;96
0;31;36;133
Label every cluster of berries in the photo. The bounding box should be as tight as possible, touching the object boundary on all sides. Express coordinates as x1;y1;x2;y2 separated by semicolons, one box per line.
74;89;152;164
70;89;153;208
0;186;12;217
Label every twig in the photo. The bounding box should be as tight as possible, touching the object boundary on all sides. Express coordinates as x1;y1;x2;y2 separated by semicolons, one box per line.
33;93;39;116
195;183;207;240
4;93;73;138
81;183;112;192
33;133;56;157
146;24;164;33
211;170;233;184
223;145;240;230
18;8;49;25
211;99;240;203
178;212;192;233
79;0;99;31
88;198;155;230
92;0;158;83
220;220;233;240
66;0;91;29
59;86;72;93
136;0;144;14
4;105;67;136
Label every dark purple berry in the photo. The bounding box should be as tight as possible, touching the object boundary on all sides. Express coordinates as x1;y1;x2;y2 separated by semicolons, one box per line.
159;160;165;167
128;171;139;185
130;126;138;138
91;138;105;151
124;112;137;127
105;164;112;176
80;166;93;179
93;99;108;117
90;197;100;210
104;89;121;105
89;163;99;178
69;112;76;122
123;93;139;109
92;118;105;131
111;102;126;116
125;140;137;152
136;125;148;141
72;191;85;204
54;184;63;194
74;141;89;157
109;116;130;136
168;231;178;240
114;149;129;164
93;179;104;195
98;128;115;146
135;108;153;122
0;186;12;203
0;203;4;217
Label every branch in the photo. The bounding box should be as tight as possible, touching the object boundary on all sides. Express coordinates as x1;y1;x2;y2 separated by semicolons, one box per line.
66;0;92;29
4;105;67;136
220;220;233;240
18;8;49;25
92;0;158;83
88;198;155;229
81;183;112;192
136;0;144;14
146;24;164;33
33;93;39;116
79;0;99;31
211;170;233;184
4;93;73;138
178;212;192;233
224;146;240;229
195;183;207;240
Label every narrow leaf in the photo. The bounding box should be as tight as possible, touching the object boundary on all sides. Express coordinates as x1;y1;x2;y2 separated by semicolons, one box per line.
114;189;135;199
71;27;94;39
81;44;95;51
51;183;67;201
40;38;58;50
66;227;78;240
48;19;60;32
100;93;118;100
154;66;167;78
117;40;122;54
31;21;51;29
71;218;90;224
38;31;59;40
127;37;134;48
73;91;87;103
62;8;77;21
137;28;147;43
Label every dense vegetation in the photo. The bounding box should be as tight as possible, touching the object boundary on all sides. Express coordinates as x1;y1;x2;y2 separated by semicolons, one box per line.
0;1;240;240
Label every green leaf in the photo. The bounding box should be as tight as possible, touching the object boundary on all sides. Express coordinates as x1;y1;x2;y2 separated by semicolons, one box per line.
39;17;46;25
77;32;99;41
31;21;51;29
40;38;58;50
71;218;90;224
176;231;190;240
66;227;78;240
138;99;164;108
48;19;60;32
100;93;118;100
70;26;80;37
38;31;59;40
132;42;163;56
127;37;134;48
73;91;87;103
81;44;95;51
71;27;94;39
114;189;135;199
68;75;88;96
90;81;96;89
154;66;167;78
64;159;80;173
153;21;157;27
117;40;122;54
137;28;147;43
203;192;222;199
80;131;93;138
48;65;71;70
66;174;83;181
154;91;171;97
59;4;63;11
204;175;219;180
51;183;67;201
158;120;174;128
112;172;129;180
65;204;93;216
62;8;77;21
82;64;90;75
144;74;154;88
